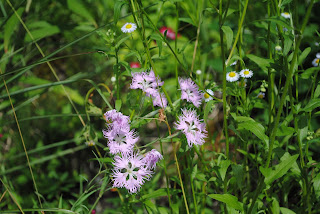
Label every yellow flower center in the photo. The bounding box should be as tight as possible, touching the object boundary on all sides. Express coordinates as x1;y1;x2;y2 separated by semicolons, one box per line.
316;59;320;64
258;94;264;99
284;12;289;15
204;93;210;99
244;70;250;75
126;24;132;29
229;72;236;77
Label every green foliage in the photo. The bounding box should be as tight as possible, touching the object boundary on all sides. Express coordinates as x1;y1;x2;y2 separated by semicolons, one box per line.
1;0;320;213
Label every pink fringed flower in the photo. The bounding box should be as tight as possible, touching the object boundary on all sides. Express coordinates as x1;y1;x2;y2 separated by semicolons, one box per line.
130;70;167;108
112;153;153;194
104;109;130;131
178;78;203;108
152;92;168;108
103;128;138;155
143;149;163;169
175;108;207;147
103;110;138;154
130;70;163;96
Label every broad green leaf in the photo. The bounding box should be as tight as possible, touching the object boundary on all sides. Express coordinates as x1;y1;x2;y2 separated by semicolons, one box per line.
271;197;280;214
314;84;320;98
221;25;233;49
144;200;157;213
300;67;320;79
313;173;320;198
276;125;295;136
264;17;293;30
283;36;292;56
204;100;214;123
298;126;308;144
114;0;127;25
237;120;269;146
115;35;130;49
191;164;198;180
208;194;243;211
115;99;122;111
24;21;60;42
158;207;169;214
246;54;273;72
4;7;24;51
298;47;311;65
280;207;296;214
141;188;168;200
67;0;95;22
260;153;299;185
219;160;231;181
302;98;320;112
178;17;196;26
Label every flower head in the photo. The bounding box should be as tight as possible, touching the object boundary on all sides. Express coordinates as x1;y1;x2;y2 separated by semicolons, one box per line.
179;78;203;108
103;128;138;155
257;92;265;99
204;89;214;102
130;62;141;68
240;69;253;78
130;70;163;96
281;12;291;19
160;26;179;40
312;53;320;67
196;70;202;75
226;71;240;82
121;23;137;33
103;110;138;154
104;110;130;131
312;58;320;67
112;153;153;194
175;109;207;147
275;45;282;51
111;76;116;82
152;92;168;108
143;149;163;169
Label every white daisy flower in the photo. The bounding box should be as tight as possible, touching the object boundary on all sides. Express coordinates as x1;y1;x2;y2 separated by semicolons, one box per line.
312;58;320;67
275;45;282;51
111;76;116;82
196;70;202;75
281;12;290;19
226;71;239;82
316;53;320;58
121;23;137;33
257;92;265;99
240;69;253;78
204;89;214;102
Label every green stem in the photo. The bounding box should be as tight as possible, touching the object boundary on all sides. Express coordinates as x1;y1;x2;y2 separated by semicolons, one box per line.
218;0;230;158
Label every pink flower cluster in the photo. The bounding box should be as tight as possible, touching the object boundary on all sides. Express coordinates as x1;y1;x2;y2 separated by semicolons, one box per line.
130;70;167;108
178;77;203;108
103;109;163;194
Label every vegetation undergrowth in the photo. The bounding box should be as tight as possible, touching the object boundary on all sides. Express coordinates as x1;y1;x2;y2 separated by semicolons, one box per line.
1;0;320;213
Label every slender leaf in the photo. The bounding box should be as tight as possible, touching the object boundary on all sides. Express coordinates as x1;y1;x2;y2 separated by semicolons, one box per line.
208;194;243;211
